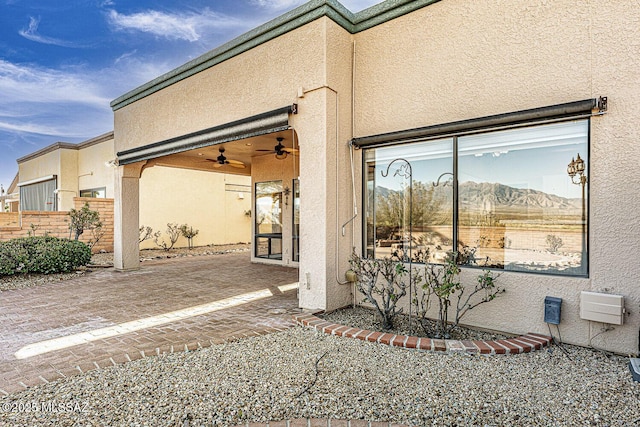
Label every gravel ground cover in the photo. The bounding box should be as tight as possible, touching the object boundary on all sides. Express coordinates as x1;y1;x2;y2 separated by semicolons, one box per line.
1;327;638;427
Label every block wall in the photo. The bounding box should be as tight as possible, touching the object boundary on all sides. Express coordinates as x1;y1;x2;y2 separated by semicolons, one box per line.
0;198;114;253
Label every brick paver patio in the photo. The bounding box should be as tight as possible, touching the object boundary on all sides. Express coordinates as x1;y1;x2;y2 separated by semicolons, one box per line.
0;252;299;395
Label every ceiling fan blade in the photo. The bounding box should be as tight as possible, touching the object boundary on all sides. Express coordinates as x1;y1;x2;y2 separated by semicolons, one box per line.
205;158;217;162
213;163;223;168
229;163;246;169
227;159;244;165
283;147;299;154
255;149;273;152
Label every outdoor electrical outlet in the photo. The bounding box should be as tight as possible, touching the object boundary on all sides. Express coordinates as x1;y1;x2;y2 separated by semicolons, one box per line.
305;272;311;290
544;296;562;325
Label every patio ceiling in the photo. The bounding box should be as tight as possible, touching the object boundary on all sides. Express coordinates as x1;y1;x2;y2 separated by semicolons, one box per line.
116;105;299;176
145;130;297;176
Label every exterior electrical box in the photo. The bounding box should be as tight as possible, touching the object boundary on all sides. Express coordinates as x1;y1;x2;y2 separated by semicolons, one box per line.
580;291;625;325
544;296;562;325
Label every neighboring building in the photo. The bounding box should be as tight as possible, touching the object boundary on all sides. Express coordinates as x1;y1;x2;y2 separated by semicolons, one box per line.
86;0;640;355
11;131;251;249
0;174;19;213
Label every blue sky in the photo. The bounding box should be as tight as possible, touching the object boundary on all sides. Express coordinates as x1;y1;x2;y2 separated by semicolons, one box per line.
0;0;382;191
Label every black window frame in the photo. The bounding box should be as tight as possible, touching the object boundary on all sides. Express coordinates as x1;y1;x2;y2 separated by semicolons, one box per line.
360;116;591;278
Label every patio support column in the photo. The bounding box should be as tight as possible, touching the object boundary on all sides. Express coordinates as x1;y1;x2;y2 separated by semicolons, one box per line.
114;162;144;271
294;86;353;312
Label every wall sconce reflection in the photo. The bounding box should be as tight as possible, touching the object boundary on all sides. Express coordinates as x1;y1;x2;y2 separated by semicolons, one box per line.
283;186;291;206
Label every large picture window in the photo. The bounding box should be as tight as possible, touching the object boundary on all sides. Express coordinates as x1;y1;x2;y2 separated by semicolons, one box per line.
19;177;57;211
364;119;589;276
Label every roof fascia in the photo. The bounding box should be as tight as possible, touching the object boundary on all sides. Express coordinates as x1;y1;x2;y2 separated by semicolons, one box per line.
8;173;19;193
110;0;441;112
16;142;77;164
77;131;114;149
352;0;442;31
17;131;114;164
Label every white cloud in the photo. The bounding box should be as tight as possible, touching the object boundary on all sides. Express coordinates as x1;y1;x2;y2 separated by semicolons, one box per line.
0;120;69;137
106;8;246;42
250;0;382;12
340;0;384;12
18;16;79;48
0;60;111;107
114;49;138;64
0;54;180;142
250;0;306;10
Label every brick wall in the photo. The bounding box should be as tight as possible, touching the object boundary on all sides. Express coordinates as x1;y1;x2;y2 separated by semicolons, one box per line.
0;198;114;253
0;212;19;227
73;198;114;253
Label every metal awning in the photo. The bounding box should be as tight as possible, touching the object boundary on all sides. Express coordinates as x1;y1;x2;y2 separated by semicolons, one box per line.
117;104;297;165
352;98;606;149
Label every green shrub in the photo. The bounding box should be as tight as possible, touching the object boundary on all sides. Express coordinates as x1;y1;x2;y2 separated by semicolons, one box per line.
0;236;91;276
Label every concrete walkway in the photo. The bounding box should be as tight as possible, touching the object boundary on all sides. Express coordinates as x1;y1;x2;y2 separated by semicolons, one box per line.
0;252;299;395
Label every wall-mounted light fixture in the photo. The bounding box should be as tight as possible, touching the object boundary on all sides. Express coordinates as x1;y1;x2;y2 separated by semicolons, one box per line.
567;153;588;271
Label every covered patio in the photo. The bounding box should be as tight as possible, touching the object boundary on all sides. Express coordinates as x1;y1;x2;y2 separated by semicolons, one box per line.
114;106;302;270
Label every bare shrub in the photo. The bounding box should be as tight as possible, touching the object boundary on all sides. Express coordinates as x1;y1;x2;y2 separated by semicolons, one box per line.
349;252;409;330
413;251;504;338
154;223;181;251
139;226;159;244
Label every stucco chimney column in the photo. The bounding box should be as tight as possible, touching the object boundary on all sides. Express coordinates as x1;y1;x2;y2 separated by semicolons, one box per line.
113;162;143;271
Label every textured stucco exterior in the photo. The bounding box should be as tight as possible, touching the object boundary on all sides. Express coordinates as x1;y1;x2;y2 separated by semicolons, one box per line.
350;0;640;354
18;147;76;211
139;166;251;249
109;0;640;354
77;138;115;198
113;19;327;153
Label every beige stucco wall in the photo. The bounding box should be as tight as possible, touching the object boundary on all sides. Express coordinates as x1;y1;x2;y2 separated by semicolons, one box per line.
322;19;360;312
17;148;75;211
77;138;116;198
139;166;251;249
113;19;327;152
18;150;60;184
352;0;640;354
57;149;79;211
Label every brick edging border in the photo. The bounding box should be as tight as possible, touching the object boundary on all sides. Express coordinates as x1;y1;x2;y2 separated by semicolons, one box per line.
292;314;551;355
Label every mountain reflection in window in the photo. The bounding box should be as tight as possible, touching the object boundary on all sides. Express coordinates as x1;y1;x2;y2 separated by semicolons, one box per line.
364;120;589;277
